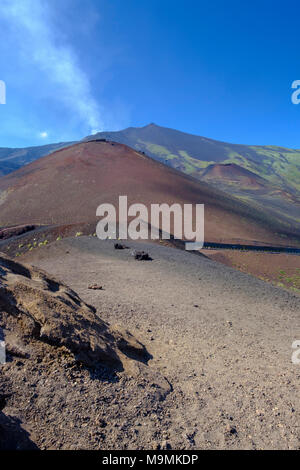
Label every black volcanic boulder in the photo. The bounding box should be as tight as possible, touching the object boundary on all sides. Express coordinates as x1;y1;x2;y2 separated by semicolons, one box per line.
114;242;129;250
131;250;153;261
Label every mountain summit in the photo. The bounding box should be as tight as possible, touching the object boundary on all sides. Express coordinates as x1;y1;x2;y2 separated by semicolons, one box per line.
0;140;297;246
84;124;300;230
1;123;300;231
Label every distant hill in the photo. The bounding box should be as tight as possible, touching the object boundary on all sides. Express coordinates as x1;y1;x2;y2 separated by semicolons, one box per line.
1;141;298;247
84;123;300;230
202;163;268;189
0;142;73;176
1;124;299;232
85;123;300;194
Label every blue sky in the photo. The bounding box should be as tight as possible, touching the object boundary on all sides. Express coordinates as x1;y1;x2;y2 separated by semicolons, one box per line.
0;0;300;148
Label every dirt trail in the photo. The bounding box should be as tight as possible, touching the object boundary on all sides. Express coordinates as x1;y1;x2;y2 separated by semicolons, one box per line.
22;236;300;449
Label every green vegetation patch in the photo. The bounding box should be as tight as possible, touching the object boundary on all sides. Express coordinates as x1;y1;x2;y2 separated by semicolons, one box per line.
278;269;300;290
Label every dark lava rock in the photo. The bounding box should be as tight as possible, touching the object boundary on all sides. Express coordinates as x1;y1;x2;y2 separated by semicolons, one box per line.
131;250;153;261
114;243;129;250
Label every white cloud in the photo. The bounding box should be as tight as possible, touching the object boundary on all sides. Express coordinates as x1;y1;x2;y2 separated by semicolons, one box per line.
0;0;104;135
39;131;48;139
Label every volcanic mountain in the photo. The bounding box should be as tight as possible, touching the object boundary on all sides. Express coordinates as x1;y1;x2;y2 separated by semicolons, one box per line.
85;123;300;230
0;141;298;246
85;123;300;193
1;124;300;231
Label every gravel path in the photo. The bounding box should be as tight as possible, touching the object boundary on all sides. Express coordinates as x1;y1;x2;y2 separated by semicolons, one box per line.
23;236;300;449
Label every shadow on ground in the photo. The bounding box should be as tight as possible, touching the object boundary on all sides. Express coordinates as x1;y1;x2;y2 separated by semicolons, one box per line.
0;410;39;450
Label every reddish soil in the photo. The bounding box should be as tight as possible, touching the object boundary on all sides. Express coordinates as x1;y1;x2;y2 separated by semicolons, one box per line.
202;249;300;294
0;141;298;246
